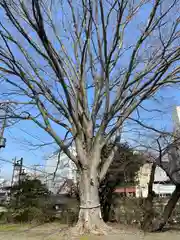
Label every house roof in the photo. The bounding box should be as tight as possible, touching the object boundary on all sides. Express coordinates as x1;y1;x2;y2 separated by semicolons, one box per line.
114;187;136;193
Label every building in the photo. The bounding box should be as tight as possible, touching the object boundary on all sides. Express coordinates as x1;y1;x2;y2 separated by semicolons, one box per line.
135;163;175;198
45;148;77;194
135;163;151;198
0;106;7;148
114;150;176;198
0;178;11;203
173;106;180;135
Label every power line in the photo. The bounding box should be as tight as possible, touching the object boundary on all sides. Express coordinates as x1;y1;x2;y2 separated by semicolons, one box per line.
0;157;47;175
0;157;69;178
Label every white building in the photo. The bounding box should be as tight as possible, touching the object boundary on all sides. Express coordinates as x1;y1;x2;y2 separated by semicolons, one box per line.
173;106;180;134
45;148;77;194
136;163;175;198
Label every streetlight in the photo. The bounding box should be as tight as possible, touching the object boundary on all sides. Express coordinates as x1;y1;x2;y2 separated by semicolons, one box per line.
0;103;7;149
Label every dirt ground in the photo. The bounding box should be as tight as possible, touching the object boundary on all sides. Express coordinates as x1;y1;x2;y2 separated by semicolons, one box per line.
0;223;180;240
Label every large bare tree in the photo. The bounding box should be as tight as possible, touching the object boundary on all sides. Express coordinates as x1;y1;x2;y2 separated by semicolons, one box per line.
0;0;179;234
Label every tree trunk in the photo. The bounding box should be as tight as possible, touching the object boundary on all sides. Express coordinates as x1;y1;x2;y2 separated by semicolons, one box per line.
141;195;155;231
75;168;109;235
102;201;111;222
141;163;156;231
152;185;180;232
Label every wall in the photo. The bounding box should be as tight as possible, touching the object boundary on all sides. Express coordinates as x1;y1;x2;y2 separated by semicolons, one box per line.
136;163;151;198
153;183;175;195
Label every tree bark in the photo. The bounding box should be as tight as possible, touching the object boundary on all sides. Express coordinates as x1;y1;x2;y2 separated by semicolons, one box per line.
152;185;180;232
75;168;109;234
102;200;111;222
141;163;156;231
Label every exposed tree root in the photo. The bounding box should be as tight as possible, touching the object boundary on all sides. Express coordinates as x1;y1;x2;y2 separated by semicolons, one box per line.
70;219;112;236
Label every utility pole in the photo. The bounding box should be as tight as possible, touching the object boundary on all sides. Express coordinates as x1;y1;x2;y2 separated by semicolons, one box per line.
11;158;23;206
18;158;23;186
11;158;23;186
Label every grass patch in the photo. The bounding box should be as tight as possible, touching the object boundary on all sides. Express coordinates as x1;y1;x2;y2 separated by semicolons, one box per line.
0;223;30;232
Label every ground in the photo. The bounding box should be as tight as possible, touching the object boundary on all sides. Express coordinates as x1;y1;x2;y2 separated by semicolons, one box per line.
0;223;180;240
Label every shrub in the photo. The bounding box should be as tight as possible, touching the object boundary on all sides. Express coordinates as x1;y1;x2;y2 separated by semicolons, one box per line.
0;206;56;224
0;177;57;224
112;197;143;225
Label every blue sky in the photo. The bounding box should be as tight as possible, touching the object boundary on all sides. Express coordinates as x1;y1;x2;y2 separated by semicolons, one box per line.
0;1;179;180
0;121;57;180
1;86;180;181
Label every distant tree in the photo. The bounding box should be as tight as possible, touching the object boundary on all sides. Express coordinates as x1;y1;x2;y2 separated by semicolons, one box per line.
10;176;50;209
100;143;144;221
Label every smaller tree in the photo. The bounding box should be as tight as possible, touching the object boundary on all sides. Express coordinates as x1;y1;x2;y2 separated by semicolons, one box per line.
100;143;144;221
9;176;52;222
10;177;50;208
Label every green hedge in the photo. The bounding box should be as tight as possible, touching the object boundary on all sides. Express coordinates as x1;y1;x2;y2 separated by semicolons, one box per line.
111;197;180;225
